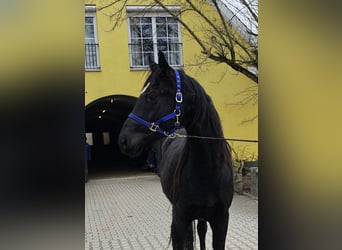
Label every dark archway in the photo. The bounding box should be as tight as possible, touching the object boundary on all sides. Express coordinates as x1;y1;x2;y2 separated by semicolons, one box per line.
85;95;146;178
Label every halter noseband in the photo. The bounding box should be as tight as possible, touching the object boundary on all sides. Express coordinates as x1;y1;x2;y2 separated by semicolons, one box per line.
128;70;182;137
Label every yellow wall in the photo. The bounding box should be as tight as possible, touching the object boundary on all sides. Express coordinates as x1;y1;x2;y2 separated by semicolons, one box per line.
85;0;258;160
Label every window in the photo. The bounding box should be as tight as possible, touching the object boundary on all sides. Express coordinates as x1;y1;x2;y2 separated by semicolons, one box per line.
85;6;100;70
103;132;110;145
85;133;93;146
127;7;182;69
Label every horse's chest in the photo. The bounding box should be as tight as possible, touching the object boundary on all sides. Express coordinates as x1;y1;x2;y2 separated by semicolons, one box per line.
178;197;219;221
178;183;218;206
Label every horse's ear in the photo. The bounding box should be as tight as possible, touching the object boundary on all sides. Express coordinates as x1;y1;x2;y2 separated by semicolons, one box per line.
158;51;170;74
148;54;158;72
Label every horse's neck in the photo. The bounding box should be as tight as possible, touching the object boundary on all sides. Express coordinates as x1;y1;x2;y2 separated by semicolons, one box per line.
185;108;227;166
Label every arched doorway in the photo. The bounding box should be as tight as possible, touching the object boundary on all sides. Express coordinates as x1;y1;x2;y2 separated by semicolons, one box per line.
85;95;147;178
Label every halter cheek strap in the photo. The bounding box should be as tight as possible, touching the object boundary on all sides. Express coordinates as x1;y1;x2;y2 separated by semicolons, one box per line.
128;70;182;137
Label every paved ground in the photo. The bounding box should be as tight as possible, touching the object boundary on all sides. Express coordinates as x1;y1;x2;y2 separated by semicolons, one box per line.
85;173;258;250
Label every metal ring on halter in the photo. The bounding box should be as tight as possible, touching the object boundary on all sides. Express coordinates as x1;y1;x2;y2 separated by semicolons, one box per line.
174;109;181;116
149;122;159;132
168;133;177;139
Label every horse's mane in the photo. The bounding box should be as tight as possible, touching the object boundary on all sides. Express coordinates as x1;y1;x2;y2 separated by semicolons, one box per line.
187;76;222;135
182;72;232;168
169;73;232;201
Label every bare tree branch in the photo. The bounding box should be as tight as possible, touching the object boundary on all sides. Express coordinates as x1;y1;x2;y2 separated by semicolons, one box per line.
240;0;258;22
209;0;235;60
97;0;123;11
96;0;258;83
154;0;210;55
98;0;129;31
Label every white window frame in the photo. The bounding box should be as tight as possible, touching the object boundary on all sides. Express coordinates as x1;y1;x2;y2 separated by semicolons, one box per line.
85;5;100;71
127;6;183;70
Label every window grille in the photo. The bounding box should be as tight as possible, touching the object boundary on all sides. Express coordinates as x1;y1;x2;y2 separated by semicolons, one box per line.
127;12;182;69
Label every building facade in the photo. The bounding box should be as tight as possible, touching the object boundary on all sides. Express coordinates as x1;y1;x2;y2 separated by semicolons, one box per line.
85;0;258;162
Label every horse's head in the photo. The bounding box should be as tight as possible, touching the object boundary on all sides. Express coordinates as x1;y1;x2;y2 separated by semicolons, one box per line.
118;52;184;157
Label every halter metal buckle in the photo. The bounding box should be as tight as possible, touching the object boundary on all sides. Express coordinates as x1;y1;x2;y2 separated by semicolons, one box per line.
149;122;159;132
175;92;183;103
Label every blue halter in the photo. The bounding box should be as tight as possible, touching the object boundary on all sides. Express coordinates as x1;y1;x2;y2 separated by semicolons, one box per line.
128;70;182;137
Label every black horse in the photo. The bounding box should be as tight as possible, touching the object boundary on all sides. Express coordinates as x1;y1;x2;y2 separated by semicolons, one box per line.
118;52;233;250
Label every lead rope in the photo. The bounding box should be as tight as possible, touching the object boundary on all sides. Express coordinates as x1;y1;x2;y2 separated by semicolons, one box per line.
170;132;258;143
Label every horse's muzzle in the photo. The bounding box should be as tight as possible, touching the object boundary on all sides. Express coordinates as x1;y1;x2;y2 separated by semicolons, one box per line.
118;134;143;158
119;135;128;151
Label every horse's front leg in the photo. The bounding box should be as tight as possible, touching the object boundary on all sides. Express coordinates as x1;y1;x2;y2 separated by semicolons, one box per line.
197;219;207;250
171;209;191;250
209;210;229;250
184;222;195;250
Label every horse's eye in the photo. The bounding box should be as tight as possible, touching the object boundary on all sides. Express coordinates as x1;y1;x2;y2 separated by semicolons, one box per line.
146;92;157;102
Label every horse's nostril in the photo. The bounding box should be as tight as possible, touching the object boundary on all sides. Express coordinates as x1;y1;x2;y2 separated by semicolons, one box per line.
120;136;128;150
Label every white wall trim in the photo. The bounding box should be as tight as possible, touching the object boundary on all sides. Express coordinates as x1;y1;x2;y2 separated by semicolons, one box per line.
85;5;96;13
126;5;180;14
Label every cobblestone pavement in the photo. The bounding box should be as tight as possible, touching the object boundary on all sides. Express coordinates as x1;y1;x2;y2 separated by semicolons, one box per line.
85;175;258;250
